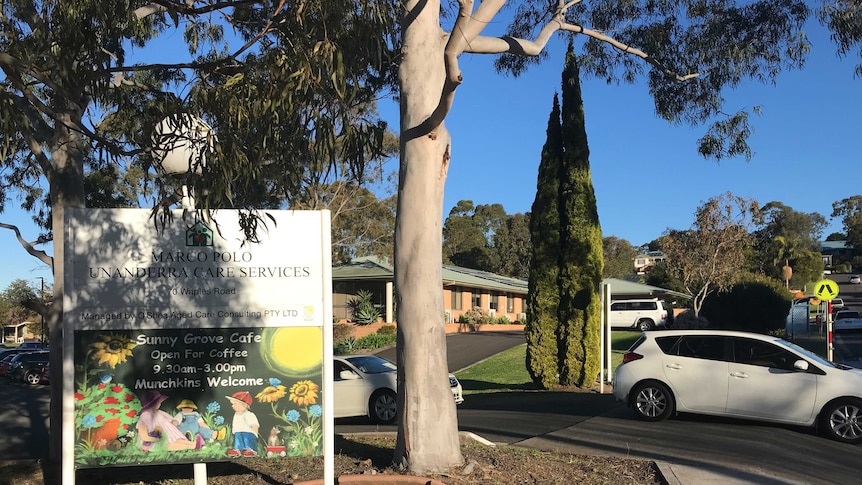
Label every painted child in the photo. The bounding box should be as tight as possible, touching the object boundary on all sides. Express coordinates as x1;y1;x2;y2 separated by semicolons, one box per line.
226;391;259;457
136;390;203;452
172;398;214;442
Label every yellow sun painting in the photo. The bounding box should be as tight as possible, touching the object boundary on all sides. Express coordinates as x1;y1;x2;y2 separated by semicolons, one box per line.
261;327;323;376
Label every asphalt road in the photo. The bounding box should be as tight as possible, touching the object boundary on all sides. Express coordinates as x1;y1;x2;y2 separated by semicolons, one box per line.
10;326;862;484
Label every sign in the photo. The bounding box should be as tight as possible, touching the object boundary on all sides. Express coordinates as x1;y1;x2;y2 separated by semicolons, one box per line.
814;279;840;302
63;209;332;471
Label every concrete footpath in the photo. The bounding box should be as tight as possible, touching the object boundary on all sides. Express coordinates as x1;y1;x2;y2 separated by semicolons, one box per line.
655;462;808;485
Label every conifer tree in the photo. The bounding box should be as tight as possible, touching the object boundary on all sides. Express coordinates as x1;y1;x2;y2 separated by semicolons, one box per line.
525;94;564;389
557;47;604;387
526;44;604;389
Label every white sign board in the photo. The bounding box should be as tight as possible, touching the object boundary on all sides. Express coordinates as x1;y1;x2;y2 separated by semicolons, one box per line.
62;209;333;482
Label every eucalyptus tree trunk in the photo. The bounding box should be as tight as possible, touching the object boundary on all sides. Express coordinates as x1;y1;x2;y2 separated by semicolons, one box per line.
393;0;463;474
46;105;88;474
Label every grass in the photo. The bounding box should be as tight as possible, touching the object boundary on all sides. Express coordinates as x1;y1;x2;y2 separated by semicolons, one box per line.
454;330;830;393
454;331;641;393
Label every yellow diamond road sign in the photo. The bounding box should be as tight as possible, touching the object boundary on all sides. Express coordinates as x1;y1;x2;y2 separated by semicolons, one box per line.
814;279;839;301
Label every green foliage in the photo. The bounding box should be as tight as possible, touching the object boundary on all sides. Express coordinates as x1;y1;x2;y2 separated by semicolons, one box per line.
495;316;512;325
375;324;396;336
526;48;603;390
556;50;603;388
334;337;357;355
603;237;638;279
526;92;564;390
354;333;396;351
700;274;792;333
348;290;381;324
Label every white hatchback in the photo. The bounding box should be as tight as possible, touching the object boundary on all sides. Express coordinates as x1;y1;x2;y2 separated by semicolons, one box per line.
334;355;464;423
613;330;862;444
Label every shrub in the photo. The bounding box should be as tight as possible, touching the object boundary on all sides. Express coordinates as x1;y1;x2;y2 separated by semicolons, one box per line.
672;310;710;329
376;324;396;336
457;314;470;324
463;307;491;326
495;315;511;324
348;290;381;324
334;337;357;355
700;274;792;333
333;323;354;342
355;333;397;350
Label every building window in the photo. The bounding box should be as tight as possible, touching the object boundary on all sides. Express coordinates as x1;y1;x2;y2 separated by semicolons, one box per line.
472;291;481;308
451;287;462;310
506;293;514;313
490;292;498;311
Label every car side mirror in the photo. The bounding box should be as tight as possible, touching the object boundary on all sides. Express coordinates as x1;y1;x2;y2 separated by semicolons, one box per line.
793;360;809;372
339;370;359;380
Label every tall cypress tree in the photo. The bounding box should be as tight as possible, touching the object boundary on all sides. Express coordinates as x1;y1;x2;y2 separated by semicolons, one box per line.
526;43;604;389
525;94;564;388
558;45;603;387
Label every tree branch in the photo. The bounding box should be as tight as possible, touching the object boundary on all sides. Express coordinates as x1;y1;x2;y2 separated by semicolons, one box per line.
0;222;53;269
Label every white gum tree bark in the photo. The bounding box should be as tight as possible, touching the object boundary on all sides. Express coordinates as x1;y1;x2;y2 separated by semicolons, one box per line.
392;0;682;473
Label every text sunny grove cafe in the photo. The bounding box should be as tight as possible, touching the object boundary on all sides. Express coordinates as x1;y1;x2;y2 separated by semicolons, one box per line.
62;209;333;480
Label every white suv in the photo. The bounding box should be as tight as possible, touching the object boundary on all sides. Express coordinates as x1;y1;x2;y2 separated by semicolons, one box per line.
609;299;668;331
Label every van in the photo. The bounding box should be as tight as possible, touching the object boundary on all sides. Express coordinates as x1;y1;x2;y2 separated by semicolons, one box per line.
609;299;668;331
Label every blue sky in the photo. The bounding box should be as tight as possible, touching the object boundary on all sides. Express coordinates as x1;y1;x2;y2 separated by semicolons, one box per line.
1;18;859;292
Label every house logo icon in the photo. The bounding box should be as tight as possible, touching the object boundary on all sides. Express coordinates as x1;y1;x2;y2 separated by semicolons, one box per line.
186;221;213;247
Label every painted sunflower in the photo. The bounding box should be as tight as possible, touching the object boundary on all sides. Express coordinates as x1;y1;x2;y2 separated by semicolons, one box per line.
289;380;319;406
256;384;287;403
90;333;136;368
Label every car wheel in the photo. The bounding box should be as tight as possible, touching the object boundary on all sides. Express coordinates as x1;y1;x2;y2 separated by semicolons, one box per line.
631;381;674;422
820;399;862;444
637;319;654;332
369;390;397;424
25;371;41;385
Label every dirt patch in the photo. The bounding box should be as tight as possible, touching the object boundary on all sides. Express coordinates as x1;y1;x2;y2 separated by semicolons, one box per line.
2;435;662;484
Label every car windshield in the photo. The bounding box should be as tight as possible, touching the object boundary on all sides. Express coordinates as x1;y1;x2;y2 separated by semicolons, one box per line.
837;311;861;320
345;356;397;374
776;339;838;369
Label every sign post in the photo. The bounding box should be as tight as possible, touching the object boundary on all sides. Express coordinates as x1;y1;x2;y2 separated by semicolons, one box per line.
814;279;840;362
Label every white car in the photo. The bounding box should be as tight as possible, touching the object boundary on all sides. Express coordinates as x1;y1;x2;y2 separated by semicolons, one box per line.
609;299;668;331
834;310;862;332
613;329;862;444
850;275;861;284
333;355;464;423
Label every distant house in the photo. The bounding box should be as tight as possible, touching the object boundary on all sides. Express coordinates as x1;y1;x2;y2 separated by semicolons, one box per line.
332;257;689;324
633;251;666;274
820;240;851;267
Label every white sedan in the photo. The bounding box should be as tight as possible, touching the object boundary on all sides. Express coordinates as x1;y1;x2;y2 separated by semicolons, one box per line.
333;355;464;423
850;275;861;284
834;310;862;332
614;329;862;443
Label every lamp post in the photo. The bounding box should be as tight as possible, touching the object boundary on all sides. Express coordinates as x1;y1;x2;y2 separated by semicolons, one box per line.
153;113;210;485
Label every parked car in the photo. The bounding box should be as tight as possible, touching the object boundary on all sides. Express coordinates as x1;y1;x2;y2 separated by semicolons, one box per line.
850;275;861;284
831;298;845;313
609;299;668;331
15;341;47;351
834;310;862;332
0;351;27;376
334;354;463;423
613;329;862;444
7;350;49;384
